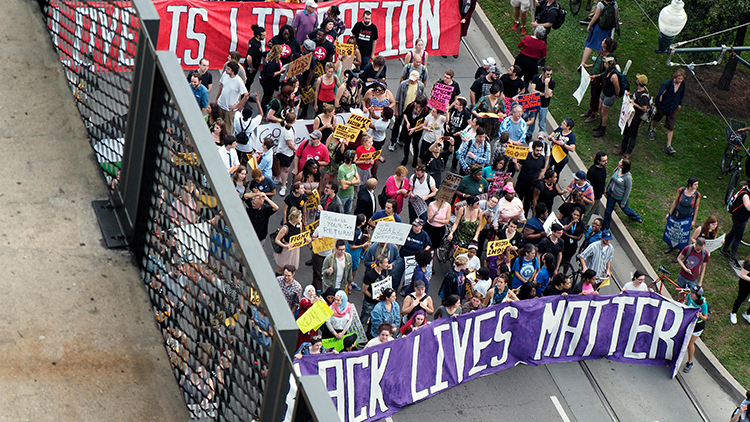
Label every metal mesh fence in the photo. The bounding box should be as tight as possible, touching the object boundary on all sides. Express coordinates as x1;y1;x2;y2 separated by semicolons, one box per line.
40;0;137;186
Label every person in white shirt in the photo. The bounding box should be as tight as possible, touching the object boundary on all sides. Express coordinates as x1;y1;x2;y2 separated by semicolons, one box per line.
407;164;437;221
216;61;249;127
459;243;482;273
218;135;240;175
419;108;447;164
621;270;653;292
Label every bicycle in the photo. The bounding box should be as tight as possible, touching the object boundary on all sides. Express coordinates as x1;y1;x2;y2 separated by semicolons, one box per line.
720;119;748;204
558;261;582;285
647;265;691;297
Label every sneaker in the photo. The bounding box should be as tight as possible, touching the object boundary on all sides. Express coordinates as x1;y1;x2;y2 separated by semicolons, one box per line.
580;111;592;117
683;362;694;373
520;27;527;35
511;21;520;30
279;186;287;196
351;283;362;291
720;249;731;258
593;127;607;138
665;145;677;155
730;258;742;270
273;177;282;185
648;128;656;140
730;313;738;324
388;143;396;152
613;148;625;155
743;313;750;324
584;115;597;123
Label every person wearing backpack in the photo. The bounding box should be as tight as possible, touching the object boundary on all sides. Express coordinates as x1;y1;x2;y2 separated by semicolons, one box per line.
532;0;564;37
580;0;619;68
664;177;701;254
722;183;750;270
615;73;650;158
682;285;709;373
676;237;709;291
592;56;619;138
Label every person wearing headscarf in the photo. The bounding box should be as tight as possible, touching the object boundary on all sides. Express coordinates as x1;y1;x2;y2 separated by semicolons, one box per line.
325;290;354;340
296;285;319;348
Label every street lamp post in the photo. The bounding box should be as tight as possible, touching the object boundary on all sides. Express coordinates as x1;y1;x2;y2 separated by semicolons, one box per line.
656;0;688;53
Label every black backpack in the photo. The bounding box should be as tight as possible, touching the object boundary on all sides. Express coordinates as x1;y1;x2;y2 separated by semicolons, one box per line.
235;118;251;145
598;1;617;30
551;2;567;30
728;185;750;212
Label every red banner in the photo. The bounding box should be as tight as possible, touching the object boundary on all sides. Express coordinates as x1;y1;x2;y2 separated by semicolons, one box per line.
152;0;461;70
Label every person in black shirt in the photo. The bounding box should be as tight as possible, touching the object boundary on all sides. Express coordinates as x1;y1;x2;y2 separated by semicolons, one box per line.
584;151;608;222
445;98;473;170
283;182;308;225
514;140;547;215
499;65;526;103
532;0;560;37
526;66;556;140
311;29;335;65
267;24;300;65
361;254;391;325
247;193;279;245
538;223;564;274
352;11;379;66
470;67;501;107
433;69;462;104
186;58;213;93
245;25;266;90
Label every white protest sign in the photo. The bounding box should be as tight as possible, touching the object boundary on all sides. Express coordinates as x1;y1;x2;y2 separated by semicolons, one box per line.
252;118;312;151
319;211;357;241
410;196;428;218
543;213;563;235
371;276;392;299
704;233;725;255
618;96;635;135
171;222;211;263
573;68;591;106
370;221;412;245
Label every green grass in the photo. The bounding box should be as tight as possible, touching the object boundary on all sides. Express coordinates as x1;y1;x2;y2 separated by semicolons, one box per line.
480;0;750;388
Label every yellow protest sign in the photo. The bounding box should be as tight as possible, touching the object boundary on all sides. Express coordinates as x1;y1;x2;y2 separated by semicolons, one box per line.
551;144;567;163
478;112;500;119
358;150;381;161
505;144;530;160
288;230;312;250
287;53;312;80
306;219;320;232
301;86;315;104
335;41;355;57
296;299;333;333
346;114;372;131
171;152;199;166
486;239;511;257
597;277;611;291
375;215;396;223
333;124;359;142
313;62;324;78
306;189;320;209
453;246;469;259
312;236;336;254
414;117;425;131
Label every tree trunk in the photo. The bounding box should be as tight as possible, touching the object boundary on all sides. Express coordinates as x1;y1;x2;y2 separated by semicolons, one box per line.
716;26;747;91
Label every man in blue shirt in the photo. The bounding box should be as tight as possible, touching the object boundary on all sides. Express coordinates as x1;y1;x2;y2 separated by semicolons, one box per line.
457;128;492;174
522;202;548;245
190;73;209;114
649;68;686;155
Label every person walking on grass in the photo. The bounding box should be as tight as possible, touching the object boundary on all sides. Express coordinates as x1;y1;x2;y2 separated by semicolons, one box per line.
649;68;686;155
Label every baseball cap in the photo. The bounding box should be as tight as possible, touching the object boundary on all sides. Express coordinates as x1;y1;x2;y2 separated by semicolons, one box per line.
691;285;704;297
310;130;323;140
488;66;500;74
573;170;587;180
601;230;613;240
482;57;496;66
503;184;516;193
305;0;317;8
302;39;316;52
536;131;547;140
412;218;424;226
409;70;420;81
413;279;426;289
636;74;648;86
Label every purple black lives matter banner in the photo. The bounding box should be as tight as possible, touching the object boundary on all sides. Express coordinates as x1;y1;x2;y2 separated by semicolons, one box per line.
293;291;698;422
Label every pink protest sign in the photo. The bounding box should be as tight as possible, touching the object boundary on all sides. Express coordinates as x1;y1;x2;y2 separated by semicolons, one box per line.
428;84;454;112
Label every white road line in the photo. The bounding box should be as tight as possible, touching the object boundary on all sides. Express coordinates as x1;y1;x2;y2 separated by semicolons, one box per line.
550;396;572;422
385;418;394;422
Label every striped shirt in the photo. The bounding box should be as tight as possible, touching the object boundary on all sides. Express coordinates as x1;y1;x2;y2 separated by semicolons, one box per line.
578;241;614;278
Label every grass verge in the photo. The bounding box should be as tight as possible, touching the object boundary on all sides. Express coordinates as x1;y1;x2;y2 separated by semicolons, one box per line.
479;0;750;389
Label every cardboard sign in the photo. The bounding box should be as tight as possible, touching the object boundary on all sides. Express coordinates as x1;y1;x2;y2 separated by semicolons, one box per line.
414;117;425;131
296;299;333;333
287;53;312;80
306;190;321;210
435;172;462;203
319;211;357;241
306;219;320;233
370;221;412;245
374;215;396;223
313;62;325;79
312;236;336;254
300;86;315;104
505;144;530;160
346;114;371;131
358;150;381;161
618;97;635;135
477;112;500;119
551;144;567;163
453;246;469;259
333;124;359;142
322;333;356;352
371;276;393;300
486;239;511;257
410;195;428;218
517;92;541;113
335;41;355;57
288;230;312;250
428;84;454;112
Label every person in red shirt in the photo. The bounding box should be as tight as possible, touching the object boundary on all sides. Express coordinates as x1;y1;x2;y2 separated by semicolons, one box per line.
293;130;330;177
355;134;376;189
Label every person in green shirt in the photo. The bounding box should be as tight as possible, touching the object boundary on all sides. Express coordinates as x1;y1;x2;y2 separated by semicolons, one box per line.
337;150;360;214
456;164;489;199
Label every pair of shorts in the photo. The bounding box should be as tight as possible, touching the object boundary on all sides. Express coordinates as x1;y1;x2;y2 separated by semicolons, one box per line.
676;274;697;290
599;92;616;108
653;107;679;131
275;153;293;168
510;0;531;12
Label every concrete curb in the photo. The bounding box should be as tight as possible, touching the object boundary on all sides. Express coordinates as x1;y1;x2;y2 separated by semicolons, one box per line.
471;1;747;402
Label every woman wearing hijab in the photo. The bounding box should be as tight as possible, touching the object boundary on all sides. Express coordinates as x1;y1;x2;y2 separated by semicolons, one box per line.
325;290;354;340
296;286;319;348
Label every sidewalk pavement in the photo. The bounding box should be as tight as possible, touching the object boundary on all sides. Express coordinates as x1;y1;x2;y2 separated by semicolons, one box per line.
0;0;188;420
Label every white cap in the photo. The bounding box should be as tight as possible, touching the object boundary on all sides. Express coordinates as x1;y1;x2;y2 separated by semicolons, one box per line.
409;70;420;81
305;0;317;8
482;57;496;66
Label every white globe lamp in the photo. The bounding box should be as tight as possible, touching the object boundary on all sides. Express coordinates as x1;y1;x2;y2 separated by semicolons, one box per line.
656;0;688;53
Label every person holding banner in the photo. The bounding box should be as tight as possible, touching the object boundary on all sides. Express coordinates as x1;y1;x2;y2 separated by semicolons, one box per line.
274;208;306;274
294;334;327;360
399;309;429;336
370;288;401;338
366;323;394;347
435;294;463;319
439;256;470;301
325;291;355;340
484;274;519;306
664;177;701;254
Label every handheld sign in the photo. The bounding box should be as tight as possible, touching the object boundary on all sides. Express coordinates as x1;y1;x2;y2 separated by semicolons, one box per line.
374;214;396;223
306;219;320;233
477;112;500;119
288;230;312;250
300;86;315;104
335;41;355;57
312;237;336;254
453;246;469;259
543;213;563;235
346;114;371;131
286;53;312;80
371;276;393;299
322;333;356;352
296;299;333;333
358;150;381;161
505;144;530;160
305;189;321;209
370;221;412;245
486;239;511;257
333;124;359;142
428;84;454;112
319;211;357;241
410;196;428;218
517;92;541;113
435;172;462;203
489;171;512;196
